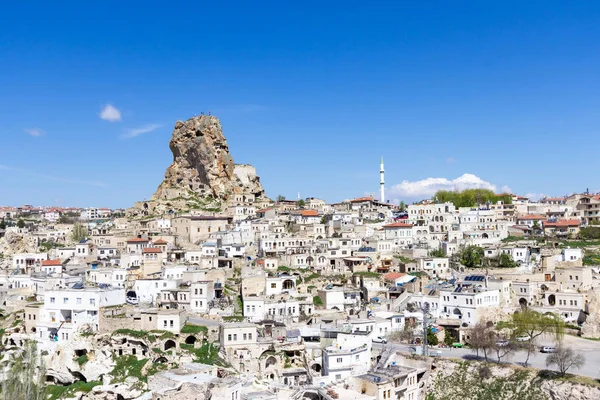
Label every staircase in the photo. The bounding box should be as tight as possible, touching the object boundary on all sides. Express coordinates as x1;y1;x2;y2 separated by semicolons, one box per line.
391;290;411;312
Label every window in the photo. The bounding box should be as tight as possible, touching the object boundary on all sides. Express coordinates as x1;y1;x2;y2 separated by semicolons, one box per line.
336;357;343;363
228;334;232;341
76;298;82;304
170;320;174;327
89;298;95;306
243;333;247;340
271;283;276;288
50;297;55;304
248;333;252;340
63;297;69;304
164;320;168;327
233;334;237;341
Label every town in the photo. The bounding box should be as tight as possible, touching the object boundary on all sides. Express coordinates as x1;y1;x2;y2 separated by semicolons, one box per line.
1;115;600;400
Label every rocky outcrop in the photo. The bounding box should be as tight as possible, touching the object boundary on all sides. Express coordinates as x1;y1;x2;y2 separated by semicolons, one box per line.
426;358;600;400
581;289;600;338
152;115;267;203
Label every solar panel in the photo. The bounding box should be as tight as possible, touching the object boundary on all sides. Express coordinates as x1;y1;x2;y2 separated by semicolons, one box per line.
72;282;84;289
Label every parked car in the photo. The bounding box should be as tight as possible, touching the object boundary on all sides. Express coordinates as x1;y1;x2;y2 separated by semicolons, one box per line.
516;335;531;342
540;346;556;353
452;342;463;348
496;340;510;347
372;336;387;344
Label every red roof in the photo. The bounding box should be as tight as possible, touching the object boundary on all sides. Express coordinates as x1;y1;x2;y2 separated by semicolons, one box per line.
301;210;319;217
127;237;150;243
518;214;546;220
143;247;162;254
42;259;61;266
544;219;580;228
153;239;167;245
384;272;406;280
350;196;374;203
257;208;272;213
383;222;413;228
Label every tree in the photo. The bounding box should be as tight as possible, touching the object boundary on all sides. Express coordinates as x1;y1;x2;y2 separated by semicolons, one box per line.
297;199;306;207
0;219;6;230
17;219;25;229
429;248;445;258
389;323;415;343
497;253;518;268
579;226;600;240
493;341;517;364
459;245;485;269
469;322;496;361
276;194;286;203
427;327;439;346
443;329;454;346
3;340;46;400
545;344;585;376
511;310;564;367
432;189;512;208
399;201;406;211
71;222;88;242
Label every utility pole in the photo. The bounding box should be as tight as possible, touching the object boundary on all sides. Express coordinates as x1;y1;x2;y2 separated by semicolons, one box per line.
421;303;431;356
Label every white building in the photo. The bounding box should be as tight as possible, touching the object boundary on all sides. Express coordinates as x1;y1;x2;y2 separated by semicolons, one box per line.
37;285;125;342
134;279;178;304
322;329;372;381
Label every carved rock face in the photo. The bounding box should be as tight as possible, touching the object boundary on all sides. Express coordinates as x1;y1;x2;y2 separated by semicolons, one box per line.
152;115;266;203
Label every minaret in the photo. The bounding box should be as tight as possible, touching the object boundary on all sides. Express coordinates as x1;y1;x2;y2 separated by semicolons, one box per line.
380;156;385;203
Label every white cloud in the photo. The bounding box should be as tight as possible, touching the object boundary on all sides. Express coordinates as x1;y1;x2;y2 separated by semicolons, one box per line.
446;157;456;163
24;128;45;137
525;193;546;201
387;173;498;200
121;124;162;139
501;185;512;194
0;164;107;188
99;104;122;122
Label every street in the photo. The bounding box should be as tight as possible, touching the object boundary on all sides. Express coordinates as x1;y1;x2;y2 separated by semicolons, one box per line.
374;334;600;379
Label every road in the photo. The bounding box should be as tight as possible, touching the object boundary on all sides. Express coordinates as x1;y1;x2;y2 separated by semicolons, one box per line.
374;334;600;379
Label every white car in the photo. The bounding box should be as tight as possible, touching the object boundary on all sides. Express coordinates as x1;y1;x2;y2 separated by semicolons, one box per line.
516;335;531;342
372;336;387;344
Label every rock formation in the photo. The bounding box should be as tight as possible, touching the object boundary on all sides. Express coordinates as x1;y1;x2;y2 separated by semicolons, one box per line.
129;115;270;217
153;115;268;202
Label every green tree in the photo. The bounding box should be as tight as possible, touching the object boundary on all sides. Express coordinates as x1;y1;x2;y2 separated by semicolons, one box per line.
399;201;406;211
427;327;439;346
497;253;518;268
432;189;512;208
71;223;88;242
297;199;306;207
459;245;485;268
0;219;6;229
429;248;445;257
3;340;46;400
17;219;25;229
443;329;454;346
511;310;564;367
276;194;286;203
579;226;600;240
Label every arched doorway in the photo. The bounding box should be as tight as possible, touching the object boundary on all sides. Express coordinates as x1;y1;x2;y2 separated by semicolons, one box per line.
185;336;197;345
519;298;528;309
265;356;277;368
164;340;176;351
311;363;322;373
548;294;556;306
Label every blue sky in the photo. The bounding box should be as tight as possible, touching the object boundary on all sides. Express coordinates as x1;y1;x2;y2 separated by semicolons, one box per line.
2;1;600;208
